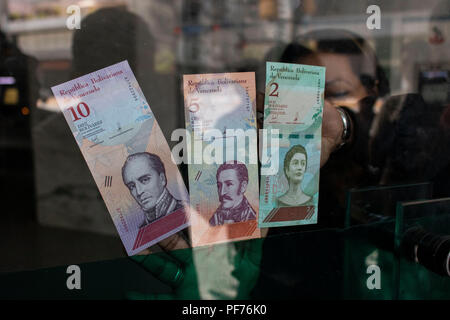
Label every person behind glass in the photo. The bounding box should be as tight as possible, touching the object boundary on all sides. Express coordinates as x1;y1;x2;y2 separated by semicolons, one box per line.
209;161;257;226
251;29;392;298
71;8;155;83
281;29;389;112
276;29;390;227
277;144;314;207
281;29;389;149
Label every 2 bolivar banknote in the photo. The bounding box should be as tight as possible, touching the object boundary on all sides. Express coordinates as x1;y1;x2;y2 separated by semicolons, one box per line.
51;60;325;255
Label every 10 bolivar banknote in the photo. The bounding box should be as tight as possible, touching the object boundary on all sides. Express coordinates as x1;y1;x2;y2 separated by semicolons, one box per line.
259;62;325;228
51;61;189;255
183;72;260;247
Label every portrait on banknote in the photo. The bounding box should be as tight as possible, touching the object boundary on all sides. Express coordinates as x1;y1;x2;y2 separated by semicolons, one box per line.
276;144;314;207
122;152;184;227
209;161;257;227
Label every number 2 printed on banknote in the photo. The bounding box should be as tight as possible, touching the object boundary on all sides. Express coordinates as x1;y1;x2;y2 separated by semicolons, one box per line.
259;62;325;228
51;61;189;255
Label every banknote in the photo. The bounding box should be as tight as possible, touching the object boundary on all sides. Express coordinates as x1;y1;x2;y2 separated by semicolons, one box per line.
51;61;189;255
183;72;260;247
259;62;325;228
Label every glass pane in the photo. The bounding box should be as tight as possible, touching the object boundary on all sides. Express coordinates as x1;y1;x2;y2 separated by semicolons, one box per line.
1;0;449;300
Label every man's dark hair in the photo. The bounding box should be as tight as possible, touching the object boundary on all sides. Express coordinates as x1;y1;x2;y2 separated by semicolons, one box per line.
216;161;249;184
283;145;307;177
122;152;166;183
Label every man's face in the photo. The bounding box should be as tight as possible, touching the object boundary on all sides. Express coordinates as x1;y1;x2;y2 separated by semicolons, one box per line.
286;153;307;183
217;169;247;209
123;157;165;211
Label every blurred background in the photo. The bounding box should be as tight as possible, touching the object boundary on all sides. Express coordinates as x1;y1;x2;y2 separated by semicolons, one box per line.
0;0;449;280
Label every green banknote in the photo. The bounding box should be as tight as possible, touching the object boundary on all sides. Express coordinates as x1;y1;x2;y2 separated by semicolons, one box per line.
259;62;325;228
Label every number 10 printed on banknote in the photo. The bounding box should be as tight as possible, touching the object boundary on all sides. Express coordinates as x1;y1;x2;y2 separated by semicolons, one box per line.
51;61;189;255
259;62;325;228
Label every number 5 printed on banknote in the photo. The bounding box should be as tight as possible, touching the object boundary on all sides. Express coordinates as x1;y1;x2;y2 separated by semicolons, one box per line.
259;62;325;228
183;72;260;247
51;61;189;255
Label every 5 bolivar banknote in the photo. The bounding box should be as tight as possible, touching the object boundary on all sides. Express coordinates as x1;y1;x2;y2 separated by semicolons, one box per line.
183;72;261;247
51;60;325;254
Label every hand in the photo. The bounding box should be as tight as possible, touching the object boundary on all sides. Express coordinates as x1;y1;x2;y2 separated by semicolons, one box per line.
127;233;264;299
128;233;200;300
320;100;345;167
